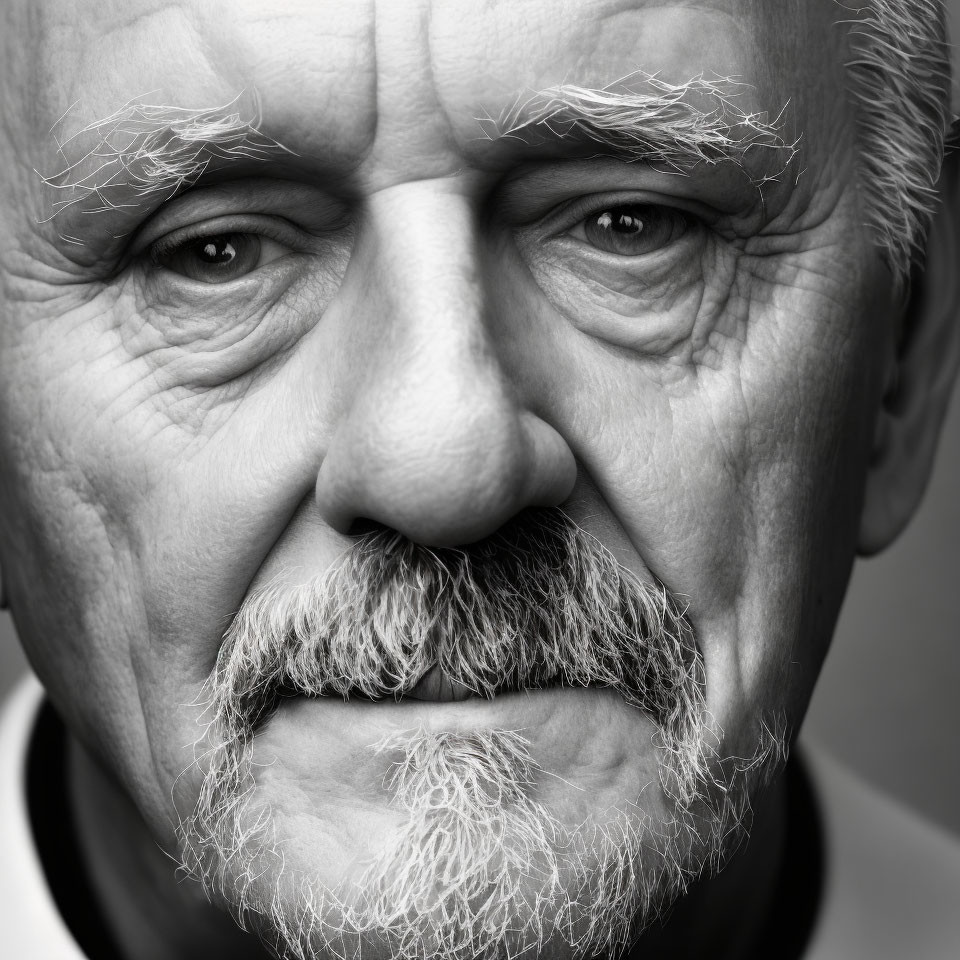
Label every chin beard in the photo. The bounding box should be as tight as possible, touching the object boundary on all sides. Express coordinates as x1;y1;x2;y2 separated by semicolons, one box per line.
176;508;788;960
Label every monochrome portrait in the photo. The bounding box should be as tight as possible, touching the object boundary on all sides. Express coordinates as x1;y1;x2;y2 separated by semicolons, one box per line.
0;2;958;958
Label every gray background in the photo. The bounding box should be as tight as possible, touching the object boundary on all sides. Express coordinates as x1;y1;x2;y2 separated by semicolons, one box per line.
1;6;959;836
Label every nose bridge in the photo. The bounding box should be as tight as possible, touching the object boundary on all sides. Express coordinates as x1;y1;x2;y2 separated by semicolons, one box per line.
366;181;498;403
315;180;575;545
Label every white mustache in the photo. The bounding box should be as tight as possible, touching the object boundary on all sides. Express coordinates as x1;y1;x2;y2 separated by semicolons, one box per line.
208;509;704;777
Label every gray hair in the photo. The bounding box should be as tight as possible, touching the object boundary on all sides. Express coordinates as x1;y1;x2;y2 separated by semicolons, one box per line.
844;0;953;286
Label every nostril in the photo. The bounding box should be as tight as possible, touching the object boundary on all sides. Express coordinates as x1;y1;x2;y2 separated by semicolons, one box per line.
343;517;424;554
345;516;386;539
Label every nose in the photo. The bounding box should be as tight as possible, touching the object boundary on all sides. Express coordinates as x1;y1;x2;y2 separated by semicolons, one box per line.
314;180;576;546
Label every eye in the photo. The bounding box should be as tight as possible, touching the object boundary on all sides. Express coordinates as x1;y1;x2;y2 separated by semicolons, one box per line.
151;232;289;284
568;203;691;256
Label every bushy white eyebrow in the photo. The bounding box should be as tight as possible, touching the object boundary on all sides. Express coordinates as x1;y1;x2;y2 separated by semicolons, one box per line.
478;72;798;181
37;74;796;236
37;93;294;225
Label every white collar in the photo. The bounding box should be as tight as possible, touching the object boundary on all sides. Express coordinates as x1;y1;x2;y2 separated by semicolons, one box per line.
0;673;87;958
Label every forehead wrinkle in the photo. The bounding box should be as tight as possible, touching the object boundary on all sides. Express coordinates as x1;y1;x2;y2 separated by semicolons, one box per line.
477;71;798;183
361;0;465;183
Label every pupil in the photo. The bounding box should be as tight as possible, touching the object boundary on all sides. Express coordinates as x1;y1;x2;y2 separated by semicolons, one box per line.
581;203;686;256
597;210;644;235
155;231;262;283
198;238;237;264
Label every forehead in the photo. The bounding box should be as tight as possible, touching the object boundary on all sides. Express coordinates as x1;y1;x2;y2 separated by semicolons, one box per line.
18;0;843;186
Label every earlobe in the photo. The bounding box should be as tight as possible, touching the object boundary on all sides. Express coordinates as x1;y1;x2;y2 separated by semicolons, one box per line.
858;129;960;555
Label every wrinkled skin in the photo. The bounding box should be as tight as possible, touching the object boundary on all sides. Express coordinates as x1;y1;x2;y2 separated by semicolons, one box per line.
0;0;918;956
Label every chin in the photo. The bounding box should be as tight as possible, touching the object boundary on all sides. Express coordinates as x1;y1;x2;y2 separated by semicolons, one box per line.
174;688;786;960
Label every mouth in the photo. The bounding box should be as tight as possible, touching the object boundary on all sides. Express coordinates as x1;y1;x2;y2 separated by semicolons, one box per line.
311;659;572;707
265;660;614;734
337;660;580;707
266;664;511;731
403;665;480;703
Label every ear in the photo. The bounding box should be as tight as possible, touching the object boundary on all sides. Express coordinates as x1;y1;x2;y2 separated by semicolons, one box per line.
859;129;960;555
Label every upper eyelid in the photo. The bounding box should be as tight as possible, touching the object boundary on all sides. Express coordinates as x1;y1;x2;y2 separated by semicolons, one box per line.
508;190;720;235
147;215;295;254
128;181;355;256
137;213;318;263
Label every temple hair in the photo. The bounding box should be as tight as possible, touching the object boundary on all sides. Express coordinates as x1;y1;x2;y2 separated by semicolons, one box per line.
841;0;953;287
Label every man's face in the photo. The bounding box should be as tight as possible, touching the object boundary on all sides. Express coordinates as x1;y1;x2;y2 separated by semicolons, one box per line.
0;0;899;956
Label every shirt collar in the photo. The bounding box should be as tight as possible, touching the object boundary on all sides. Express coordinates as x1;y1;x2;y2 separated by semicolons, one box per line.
0;672;88;959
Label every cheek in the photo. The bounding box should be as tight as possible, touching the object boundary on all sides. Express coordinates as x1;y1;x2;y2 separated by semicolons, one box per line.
0;427;159;802
496;246;883;743
0;286;257;828
0;294;141;697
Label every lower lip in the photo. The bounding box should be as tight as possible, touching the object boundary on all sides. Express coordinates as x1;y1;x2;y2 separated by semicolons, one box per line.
245;687;668;835
254;687;657;774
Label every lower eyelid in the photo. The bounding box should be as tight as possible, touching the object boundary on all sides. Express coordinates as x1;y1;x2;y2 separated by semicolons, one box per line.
528;228;708;287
